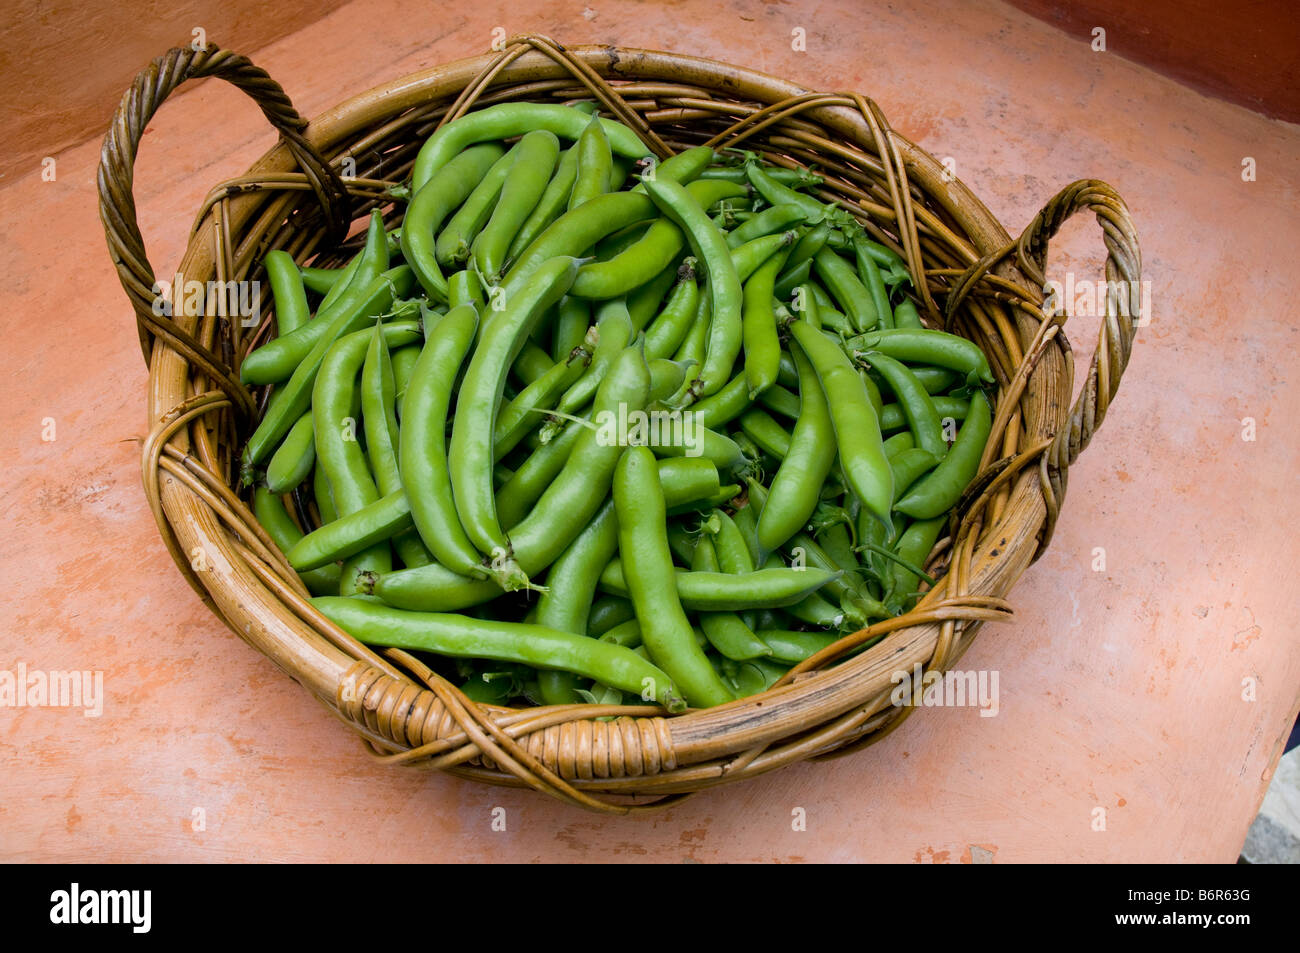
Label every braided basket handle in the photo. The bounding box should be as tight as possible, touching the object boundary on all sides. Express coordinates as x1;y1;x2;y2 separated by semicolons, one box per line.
1015;180;1142;467
98;43;351;369
946;179;1142;469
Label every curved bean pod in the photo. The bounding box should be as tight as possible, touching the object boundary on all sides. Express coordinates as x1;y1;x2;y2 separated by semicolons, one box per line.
299;263;344;297
240;211;390;384
264;411;315;494
550;294;590;364
567;114;613;210
315;322;422;592
813;247;878;332
859;351;948;458
372;344;651;610
447;268;484;310
252;488;342;596
494;342;591;460
879;396;969;432
788;318;893;532
400;143;505;302
505;192;656;291
410;103;649;193
648;358;690;403
730;231;795;284
449;257;582;586
472;130;561;285
757;343;838;557
288;489;412;571
597;563;842;612
785;222;833;272
757;630;839;664
692;535;772;661
644;261;700;360
641;177;742;398
506;144;580;266
744;159;834;223
888;447;941;503
847;328;995;385
894;390;992;519
588;597;636;637
684;371;749;430
400;303;487;578
435;146;514;267
726;204;809;248
570;217;684;299
313;597;684;712
535;498;619;704
884;516;947;614
852;237;894;331
541;299;633;441
630;145;714;193
362;322;432;569
741;244;791;398
241;264;415;466
264;249;310;335
614;446;735;708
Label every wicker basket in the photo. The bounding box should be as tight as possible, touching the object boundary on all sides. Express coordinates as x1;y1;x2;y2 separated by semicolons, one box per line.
100;35;1141;813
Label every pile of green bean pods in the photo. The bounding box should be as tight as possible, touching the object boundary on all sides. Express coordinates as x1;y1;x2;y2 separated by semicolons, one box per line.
241;102;996;713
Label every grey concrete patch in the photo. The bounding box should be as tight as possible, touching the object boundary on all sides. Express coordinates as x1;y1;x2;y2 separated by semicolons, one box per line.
1240;812;1300;864
1239;746;1300;863
1258;747;1300;842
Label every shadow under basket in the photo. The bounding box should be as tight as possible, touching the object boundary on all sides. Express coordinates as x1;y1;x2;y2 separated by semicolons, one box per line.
100;35;1141;813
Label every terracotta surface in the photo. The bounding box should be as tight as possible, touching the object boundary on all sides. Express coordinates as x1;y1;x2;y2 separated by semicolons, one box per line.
1006;0;1300;121
0;0;351;183
2;0;1297;862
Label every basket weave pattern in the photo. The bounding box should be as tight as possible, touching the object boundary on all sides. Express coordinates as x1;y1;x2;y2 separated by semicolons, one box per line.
99;35;1140;813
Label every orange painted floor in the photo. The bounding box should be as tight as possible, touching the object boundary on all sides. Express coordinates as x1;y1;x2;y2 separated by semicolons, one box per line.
2;0;1298;862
